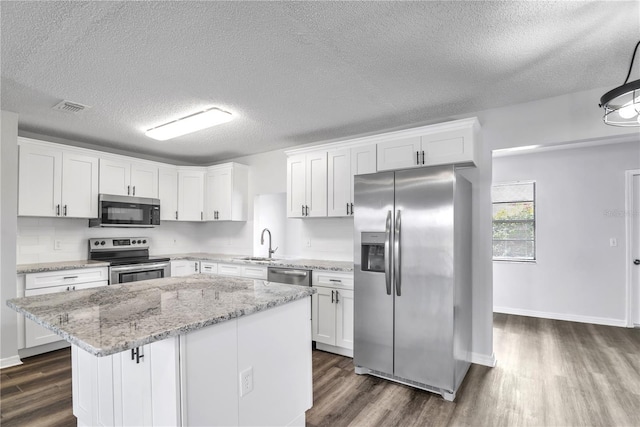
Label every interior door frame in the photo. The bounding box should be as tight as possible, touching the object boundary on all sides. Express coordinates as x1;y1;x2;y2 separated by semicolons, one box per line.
624;169;640;327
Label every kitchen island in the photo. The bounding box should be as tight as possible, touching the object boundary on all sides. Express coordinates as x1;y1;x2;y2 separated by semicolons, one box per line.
7;275;315;426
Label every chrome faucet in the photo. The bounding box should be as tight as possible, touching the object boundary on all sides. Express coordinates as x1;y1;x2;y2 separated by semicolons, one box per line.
260;228;278;258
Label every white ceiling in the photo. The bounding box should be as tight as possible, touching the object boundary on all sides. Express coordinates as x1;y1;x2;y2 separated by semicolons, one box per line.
1;1;638;165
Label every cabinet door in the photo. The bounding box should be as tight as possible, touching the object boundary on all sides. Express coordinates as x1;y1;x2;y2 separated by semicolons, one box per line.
205;168;232;221
350;145;377;206
421;127;475;166
114;346;153;427
130;162;158;198
158;167;178;221
217;263;242;277
241;265;267;280
306;152;327;217
311;287;336;346
376;136;421;171
18;142;62;217
335;289;354;350
286;154;306;218
72;346;114;427
171;260;199;277
178;170;204;221
327;149;351;217
61;152;99;218
99;159;131;196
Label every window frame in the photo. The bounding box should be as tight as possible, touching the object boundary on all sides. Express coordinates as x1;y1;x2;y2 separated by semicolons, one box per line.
491;180;537;263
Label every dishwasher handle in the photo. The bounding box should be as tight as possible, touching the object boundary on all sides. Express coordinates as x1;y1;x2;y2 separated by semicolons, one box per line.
267;267;311;286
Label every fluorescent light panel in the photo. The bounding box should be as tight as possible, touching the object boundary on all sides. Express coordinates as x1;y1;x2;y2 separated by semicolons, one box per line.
146;108;233;141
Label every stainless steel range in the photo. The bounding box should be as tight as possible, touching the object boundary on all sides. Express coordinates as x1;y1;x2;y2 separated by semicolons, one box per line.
89;237;171;284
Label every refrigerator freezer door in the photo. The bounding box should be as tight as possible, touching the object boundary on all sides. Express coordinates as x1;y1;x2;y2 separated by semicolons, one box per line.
354;171;395;375
393;166;455;390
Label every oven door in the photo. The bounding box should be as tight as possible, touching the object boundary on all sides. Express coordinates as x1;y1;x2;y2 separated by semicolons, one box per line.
110;262;171;285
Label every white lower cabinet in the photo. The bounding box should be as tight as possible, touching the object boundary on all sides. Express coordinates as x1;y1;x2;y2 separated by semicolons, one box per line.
72;338;179;427
215;263;268;280
311;271;354;357
72;297;312;426
170;260;200;277
19;268;108;350
199;262;218;275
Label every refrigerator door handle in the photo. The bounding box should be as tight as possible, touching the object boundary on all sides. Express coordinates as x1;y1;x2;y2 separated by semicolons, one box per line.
394;209;402;296
385;210;392;296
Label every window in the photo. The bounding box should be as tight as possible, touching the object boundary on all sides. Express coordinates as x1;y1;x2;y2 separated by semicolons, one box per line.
492;181;536;261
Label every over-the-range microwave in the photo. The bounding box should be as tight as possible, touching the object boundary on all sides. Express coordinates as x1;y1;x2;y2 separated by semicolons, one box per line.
89;194;160;228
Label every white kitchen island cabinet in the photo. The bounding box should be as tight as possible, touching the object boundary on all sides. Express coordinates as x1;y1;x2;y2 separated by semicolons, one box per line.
9;275;314;427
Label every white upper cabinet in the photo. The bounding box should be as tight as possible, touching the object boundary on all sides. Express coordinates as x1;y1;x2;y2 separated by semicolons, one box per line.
177;168;205;221
18;138;98;218
204;163;248;221
376;118;479;171
99;158;158;198
327;145;376;217
158;166;178;221
287;152;327;218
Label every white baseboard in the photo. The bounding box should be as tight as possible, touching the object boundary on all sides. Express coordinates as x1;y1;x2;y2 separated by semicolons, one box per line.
315;342;353;358
494;306;627;327
1;355;23;369
471;352;497;367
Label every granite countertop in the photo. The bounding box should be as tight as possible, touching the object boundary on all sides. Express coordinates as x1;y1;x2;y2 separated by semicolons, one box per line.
166;253;353;272
17;260;111;275
7;275;315;357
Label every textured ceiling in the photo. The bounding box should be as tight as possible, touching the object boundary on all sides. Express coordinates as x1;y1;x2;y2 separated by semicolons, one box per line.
1;1;638;165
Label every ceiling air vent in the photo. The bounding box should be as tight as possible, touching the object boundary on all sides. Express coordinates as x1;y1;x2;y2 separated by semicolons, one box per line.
52;100;91;114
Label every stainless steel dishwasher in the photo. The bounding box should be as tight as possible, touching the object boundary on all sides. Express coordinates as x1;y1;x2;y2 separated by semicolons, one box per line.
267;267;312;286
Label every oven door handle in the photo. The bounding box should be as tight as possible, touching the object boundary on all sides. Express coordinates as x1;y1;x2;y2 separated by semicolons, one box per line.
110;263;170;272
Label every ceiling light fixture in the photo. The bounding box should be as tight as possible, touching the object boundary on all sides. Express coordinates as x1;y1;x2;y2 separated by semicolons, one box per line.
599;40;640;127
145;107;233;141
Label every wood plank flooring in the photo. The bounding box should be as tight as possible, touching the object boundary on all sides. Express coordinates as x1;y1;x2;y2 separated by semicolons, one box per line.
2;314;639;426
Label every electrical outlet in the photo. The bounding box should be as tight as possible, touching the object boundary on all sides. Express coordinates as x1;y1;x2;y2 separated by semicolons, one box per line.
54;240;62;250
306;239;311;247
240;367;253;396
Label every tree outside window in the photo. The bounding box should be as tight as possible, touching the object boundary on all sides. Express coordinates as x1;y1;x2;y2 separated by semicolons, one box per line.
492;182;536;261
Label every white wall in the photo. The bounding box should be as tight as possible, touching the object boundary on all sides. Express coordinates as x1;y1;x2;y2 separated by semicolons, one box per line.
1;110;20;367
492;141;640;326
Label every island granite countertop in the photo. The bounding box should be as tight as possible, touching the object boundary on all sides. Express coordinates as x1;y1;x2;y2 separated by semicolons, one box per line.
7;275;315;357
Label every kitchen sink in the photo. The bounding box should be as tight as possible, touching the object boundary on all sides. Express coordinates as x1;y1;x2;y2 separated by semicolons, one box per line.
236;256;279;262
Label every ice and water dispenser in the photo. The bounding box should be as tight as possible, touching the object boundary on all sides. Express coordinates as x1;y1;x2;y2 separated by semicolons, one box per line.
361;232;386;272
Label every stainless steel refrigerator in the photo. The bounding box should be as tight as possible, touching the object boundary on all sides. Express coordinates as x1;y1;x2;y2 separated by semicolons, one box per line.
353;165;472;401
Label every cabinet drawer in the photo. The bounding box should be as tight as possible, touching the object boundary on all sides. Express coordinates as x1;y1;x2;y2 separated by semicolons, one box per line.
312;271;353;289
26;267;108;290
217;263;242;277
200;262;218;275
241;265;267;280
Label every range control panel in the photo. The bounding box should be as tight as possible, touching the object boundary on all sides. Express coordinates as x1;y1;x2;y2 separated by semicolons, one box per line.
89;237;150;251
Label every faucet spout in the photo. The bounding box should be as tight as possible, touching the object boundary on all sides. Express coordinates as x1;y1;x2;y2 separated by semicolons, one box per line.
260;228;277;258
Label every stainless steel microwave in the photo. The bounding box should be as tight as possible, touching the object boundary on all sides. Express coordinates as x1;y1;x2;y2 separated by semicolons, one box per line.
89;194;160;228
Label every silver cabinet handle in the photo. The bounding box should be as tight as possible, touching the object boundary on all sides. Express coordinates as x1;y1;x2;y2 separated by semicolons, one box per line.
416;151;420;165
301;205;305;216
331;290;335;303
329;279;342;283
175;211;178;220
127;185;131;195
133;186;136;196
63;205;68;216
350;203;354;215
194;262;198;271
384;210;392;296
305;205;309;216
201;212;203;220
66;286;70;291
56;204;60;216
394;209;401;297
346;203;349;215
335;290;339;303
63;276;78;279
421;150;425;165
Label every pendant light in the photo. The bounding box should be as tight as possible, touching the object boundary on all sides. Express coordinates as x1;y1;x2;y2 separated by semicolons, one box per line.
599;41;640;126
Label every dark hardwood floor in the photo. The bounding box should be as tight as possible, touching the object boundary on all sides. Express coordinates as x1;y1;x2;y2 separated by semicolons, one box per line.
2;314;639;426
